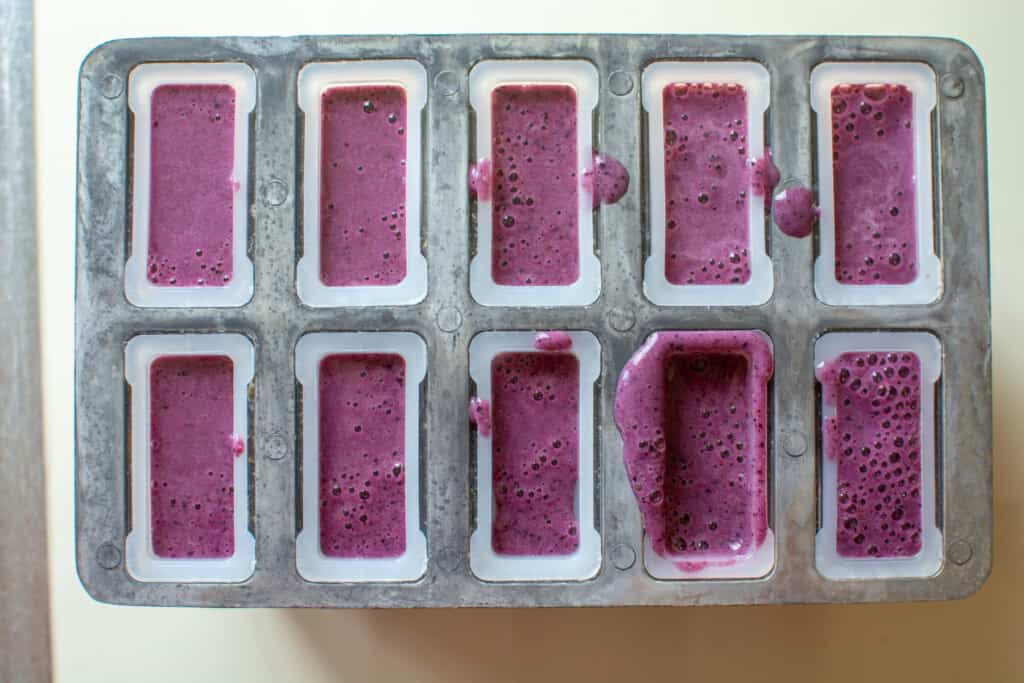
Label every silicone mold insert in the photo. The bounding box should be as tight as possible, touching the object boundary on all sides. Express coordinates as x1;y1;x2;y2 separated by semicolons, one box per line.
297;61;428;306
469;60;601;307
295;332;428;582
815;331;942;579
811;62;940;305
641;62;773;306
124;333;255;582
469;331;602;581
615;330;775;579
125;63;256;308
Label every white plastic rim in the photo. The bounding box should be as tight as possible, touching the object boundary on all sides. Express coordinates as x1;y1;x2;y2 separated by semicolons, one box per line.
296;61;428;307
124;333;256;583
468;60;601;307
125;63;256;308
468;331;602;581
644;530;776;580
295;332;428;582
641;61;773;307
814;331;943;579
811;62;940;306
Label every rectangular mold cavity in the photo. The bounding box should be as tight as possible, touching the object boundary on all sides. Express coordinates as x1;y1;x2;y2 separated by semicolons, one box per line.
814;331;942;579
468;60;601;307
125;63;256;308
297;61;428;307
469;331;601;581
124;333;255;582
617;331;775;579
811;63;940;305
641;62;773;306
295;332;427;582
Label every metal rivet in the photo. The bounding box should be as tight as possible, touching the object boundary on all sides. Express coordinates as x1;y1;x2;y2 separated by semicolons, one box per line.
607;306;636;332
436;306;463;333
610;543;636;570
434;71;461;98
783;432;807;457
100;74;123;99
96;542;121;569
261;178;289;207
948;538;974;566
940;74;965;99
608;70;634;96
266;432;288;461
436;547;462;573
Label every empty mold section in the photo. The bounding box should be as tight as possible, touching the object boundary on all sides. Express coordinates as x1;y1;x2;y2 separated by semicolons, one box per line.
124;334;255;582
297;61;428;307
469;332;602;581
125;63;256;308
615;331;775;579
641;62;773;306
295;332;428;582
811;62;940;305
815;331;942;579
469;60;601;307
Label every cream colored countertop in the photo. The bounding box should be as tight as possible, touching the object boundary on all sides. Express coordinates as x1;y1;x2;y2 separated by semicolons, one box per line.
39;0;1022;680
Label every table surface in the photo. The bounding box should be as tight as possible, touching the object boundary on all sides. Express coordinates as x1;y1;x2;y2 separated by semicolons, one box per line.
38;0;1021;680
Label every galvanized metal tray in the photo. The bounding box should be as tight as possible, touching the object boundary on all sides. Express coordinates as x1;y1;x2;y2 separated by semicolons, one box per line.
75;34;991;607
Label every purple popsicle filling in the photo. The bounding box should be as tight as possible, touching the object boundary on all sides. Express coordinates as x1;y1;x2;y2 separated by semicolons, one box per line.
615;331;772;568
491;352;580;555
663;83;752;285
490;84;579;286
818;351;923;558
831;84;917;284
318;354;407;558
147;84;236;287
320;85;407;286
773;185;819;238
149;355;236;558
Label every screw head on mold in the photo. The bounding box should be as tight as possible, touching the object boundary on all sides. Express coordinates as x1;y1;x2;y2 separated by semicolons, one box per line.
948;539;974;566
436;306;463;333
434;71;461;98
100;73;124;99
940;74;965;99
783;432;807;457
607;307;636;332
265;432;288;461
261;178;289;207
610;543;637;570
608;71;634;96
96;542;122;569
436;547;462;573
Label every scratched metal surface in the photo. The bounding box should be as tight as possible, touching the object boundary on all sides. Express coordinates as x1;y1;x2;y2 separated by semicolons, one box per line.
75;34;991;607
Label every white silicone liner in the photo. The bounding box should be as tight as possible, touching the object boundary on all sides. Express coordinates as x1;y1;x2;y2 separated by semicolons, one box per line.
641;331;776;580
641;61;773;307
468;60;601;307
814;331;942;579
124;333;255;583
125;63;256;308
295;332;428;582
296;61;428;307
469;331;601;581
811;62;940;306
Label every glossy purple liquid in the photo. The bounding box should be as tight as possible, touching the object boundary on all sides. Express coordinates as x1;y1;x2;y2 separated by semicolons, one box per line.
663;83;751;285
615;332;772;567
318;354;407;558
149;355;235;558
491;84;579;286
831;84;917;284
491;352;580;555
147;84;235;287
819;351;923;558
320;85;407;286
